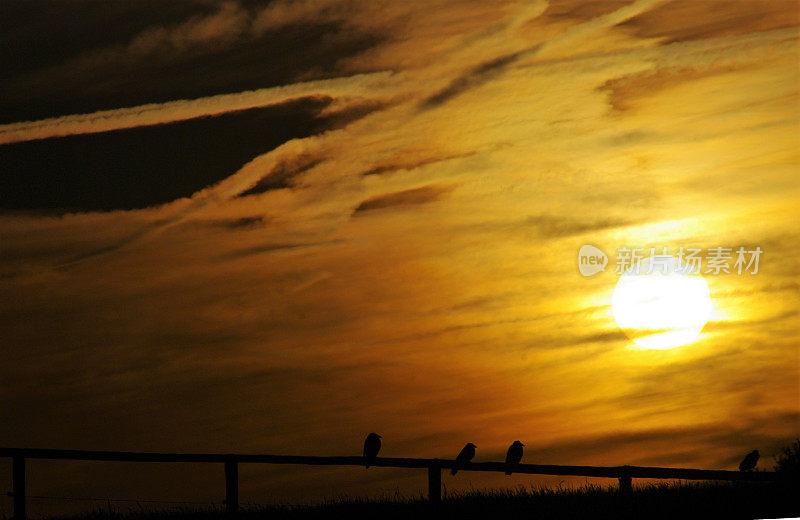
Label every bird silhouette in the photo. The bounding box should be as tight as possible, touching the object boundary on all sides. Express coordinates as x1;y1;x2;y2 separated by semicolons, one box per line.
739;449;759;472
363;433;382;468
505;440;524;475
451;442;477;475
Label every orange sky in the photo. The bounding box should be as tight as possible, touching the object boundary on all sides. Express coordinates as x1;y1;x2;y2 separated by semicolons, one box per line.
1;0;798;515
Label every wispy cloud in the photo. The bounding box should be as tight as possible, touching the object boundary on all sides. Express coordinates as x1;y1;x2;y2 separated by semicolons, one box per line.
353;184;455;213
618;0;800;44
0;72;393;144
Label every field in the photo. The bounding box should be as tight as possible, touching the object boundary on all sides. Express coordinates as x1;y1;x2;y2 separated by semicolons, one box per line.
51;481;799;520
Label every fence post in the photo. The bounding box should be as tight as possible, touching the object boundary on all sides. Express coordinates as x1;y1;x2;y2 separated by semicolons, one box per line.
618;466;633;518
224;456;239;517
618;471;632;495
12;455;25;520
428;461;441;505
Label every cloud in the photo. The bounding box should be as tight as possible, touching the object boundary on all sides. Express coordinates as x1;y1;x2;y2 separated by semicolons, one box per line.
0;72;393;144
617;0;800;44
415;0;668;110
525;214;637;238
0;1;219;80
1;0;386;123
124;1;250;57
219;239;346;261
362;150;477;177
524;413;800;468
419;49;530;109
213;216;269;229
703;309;799;333
238;155;325;196
0;97;338;213
712;281;800;298
353;184;455;213
598;65;754;112
534;0;637;26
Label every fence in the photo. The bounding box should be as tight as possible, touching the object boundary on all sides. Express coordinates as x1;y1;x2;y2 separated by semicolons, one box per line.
1;447;779;519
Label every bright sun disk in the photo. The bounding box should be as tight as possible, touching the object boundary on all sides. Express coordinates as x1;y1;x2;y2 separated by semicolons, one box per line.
611;255;712;349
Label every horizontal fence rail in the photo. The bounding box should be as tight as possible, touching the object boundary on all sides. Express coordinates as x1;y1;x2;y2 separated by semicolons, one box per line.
1;447;781;519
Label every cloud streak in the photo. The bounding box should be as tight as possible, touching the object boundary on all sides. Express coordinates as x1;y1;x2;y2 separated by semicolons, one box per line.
0;71;394;144
353;184;455;213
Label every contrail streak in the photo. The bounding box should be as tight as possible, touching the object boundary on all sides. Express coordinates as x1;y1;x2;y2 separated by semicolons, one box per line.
0;71;394;145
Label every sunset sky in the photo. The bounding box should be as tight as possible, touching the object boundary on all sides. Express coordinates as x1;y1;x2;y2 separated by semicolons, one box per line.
1;0;799;515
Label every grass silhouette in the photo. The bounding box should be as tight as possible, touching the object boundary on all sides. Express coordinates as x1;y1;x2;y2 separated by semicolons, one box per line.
48;481;798;520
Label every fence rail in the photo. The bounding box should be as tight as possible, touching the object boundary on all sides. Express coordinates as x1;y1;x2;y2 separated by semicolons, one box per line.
1;447;780;519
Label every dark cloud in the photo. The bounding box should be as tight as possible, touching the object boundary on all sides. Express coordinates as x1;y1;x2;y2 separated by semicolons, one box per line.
437;213;644;252
703;309;799;333
419;49;530;109
0;96;341;212
362;150;477;176
218;239;345;261
237;99;388;197
0;0;216;83
2;10;384;123
523;412;800;468
353;184;454;213
526;214;634;237
617;0;799;44
603;130;658;146
319;98;391;130
713;281;800;298
214;216;269;229
536;0;635;23
239;156;325;196
598;65;750;112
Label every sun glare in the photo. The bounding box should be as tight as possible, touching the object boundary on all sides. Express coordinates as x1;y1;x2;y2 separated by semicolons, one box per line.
612;256;712;350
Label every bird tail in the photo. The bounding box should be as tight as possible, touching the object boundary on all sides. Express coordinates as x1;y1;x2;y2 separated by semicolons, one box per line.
451;468;458;476
505;469;512;475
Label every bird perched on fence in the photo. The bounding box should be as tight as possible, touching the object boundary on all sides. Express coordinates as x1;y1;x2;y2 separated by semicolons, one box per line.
451;442;477;475
739;449;759;472
363;433;382;468
505;440;525;475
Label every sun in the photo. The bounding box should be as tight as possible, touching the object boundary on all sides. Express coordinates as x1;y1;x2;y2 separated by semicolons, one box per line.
611;255;712;349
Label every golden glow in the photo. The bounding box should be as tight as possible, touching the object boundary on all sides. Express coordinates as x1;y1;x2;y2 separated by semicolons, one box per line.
612;256;712;350
1;1;798;501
